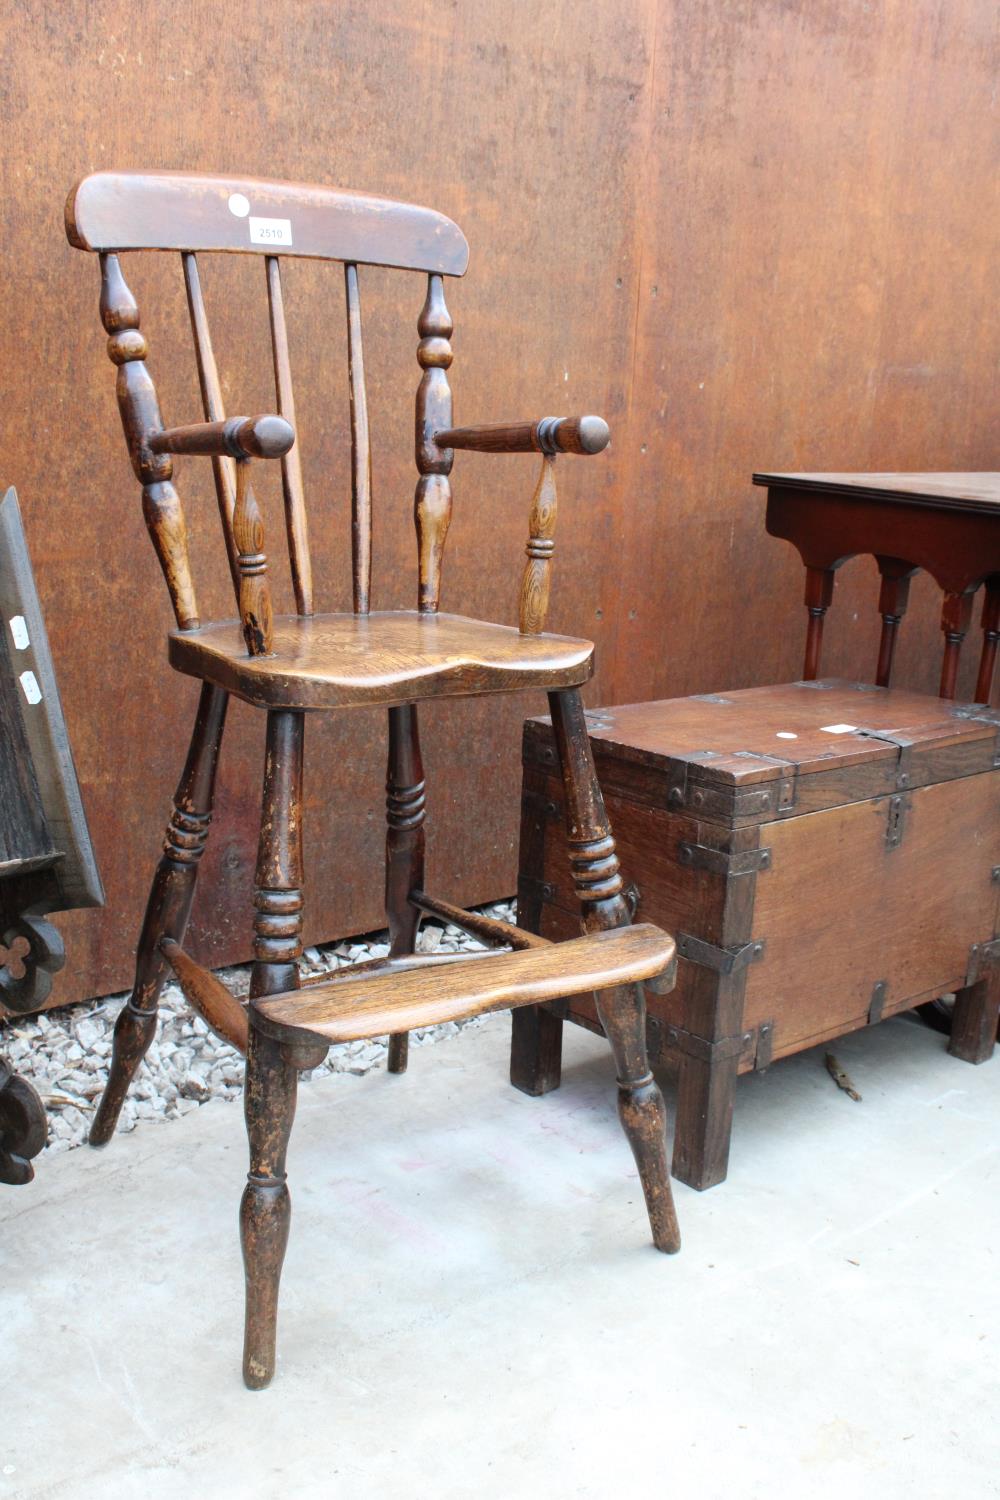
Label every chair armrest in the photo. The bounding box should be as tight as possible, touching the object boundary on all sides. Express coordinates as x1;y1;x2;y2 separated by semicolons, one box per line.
434;415;609;457
150;414;294;460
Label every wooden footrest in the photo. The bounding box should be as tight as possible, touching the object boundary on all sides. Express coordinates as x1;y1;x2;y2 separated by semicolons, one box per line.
251;923;677;1046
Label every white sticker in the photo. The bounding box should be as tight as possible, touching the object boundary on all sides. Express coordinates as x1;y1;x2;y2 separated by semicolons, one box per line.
228;192;251;218
775;731;798;740
9;615;29;649
249;216;293;247
19;670;41;705
820;723;858;735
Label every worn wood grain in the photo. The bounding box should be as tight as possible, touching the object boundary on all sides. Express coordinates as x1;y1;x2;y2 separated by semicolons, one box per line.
252;922;676;1043
168;610;594;708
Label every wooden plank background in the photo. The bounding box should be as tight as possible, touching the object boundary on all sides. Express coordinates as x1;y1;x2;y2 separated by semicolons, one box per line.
0;0;995;1007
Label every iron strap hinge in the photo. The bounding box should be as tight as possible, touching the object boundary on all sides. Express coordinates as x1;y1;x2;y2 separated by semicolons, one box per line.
663;1019;774;1071
521;787;561;821
662;1023;745;1065
885;793;909;849
869;979;888;1024
947;708;1000;768
856;728;915;788
677;842;772;876
676;932;765;975
950;706;1000;767
730;751;798;813
966;936;1000;986
665;750;720;811
517;873;557;904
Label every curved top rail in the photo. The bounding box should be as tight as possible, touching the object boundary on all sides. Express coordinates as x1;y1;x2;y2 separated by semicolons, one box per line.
65;171;470;275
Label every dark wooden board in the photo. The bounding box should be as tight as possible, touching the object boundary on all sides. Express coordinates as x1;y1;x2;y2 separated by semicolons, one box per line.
754;472;1000;514
0;490;104;914
1;1;996;1006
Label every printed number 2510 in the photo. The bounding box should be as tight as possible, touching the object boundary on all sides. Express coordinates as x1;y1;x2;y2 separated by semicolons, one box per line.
249;216;293;247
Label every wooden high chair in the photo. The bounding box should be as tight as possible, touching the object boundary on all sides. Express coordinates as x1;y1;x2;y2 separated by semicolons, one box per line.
66;171;680;1387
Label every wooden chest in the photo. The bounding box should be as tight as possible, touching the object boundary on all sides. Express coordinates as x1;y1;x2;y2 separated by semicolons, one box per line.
517;681;1000;1189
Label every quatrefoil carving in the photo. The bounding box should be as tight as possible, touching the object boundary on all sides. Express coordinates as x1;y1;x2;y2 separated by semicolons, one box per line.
0;914;65;1013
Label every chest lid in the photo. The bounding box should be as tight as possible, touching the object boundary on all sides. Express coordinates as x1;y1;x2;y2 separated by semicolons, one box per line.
525;681;1000;825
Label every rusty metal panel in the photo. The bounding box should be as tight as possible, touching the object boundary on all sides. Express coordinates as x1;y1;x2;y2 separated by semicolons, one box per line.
0;0;995;1007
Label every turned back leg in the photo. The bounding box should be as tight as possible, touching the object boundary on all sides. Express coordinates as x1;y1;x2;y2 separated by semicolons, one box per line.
90;683;228;1146
384;704;426;1074
548;688;680;1252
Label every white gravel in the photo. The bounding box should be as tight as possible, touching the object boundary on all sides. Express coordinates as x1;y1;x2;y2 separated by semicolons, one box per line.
1;901;516;1157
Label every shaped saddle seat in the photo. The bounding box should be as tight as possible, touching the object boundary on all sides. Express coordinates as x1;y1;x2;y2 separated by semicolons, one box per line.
251;924;677;1044
169;610;594;709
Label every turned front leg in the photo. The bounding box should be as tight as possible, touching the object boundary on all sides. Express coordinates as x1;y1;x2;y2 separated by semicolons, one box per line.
90;683;228;1146
250;710;305;1001
241;709;306;1389
241;1025;297;1390
547;688;680;1252
384;704;426;1074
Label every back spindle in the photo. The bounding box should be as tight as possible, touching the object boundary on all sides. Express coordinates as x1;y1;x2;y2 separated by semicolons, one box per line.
265;257;313;616
99;253;199;630
183;252;240;600
345;264;372;613
414;274;454;613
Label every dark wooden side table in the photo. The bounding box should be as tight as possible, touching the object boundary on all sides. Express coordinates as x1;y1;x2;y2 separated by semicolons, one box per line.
754;473;1000;701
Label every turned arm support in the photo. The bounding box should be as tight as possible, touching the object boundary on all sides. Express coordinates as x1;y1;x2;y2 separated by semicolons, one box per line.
441;414;611;634
149;415;290;657
149;416;292;657
150;414;295;461
434;415;610;457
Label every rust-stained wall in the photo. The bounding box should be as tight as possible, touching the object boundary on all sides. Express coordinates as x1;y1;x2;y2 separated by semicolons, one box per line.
1;0;995;1005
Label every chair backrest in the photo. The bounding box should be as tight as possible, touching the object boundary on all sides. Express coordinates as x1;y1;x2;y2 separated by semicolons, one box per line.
65;170;470;633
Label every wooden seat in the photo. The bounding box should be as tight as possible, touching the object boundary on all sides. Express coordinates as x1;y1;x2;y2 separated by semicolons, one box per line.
169;610;593;709
251;924;675;1043
67;168;681;1391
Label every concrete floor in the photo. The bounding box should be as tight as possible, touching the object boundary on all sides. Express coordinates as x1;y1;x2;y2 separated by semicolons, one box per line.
2;1012;998;1500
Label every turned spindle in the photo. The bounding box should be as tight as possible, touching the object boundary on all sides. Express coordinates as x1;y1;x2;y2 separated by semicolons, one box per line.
414;274;454;613
520;455;558;634
233;459;274;657
99;253;198;630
